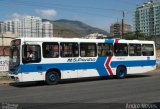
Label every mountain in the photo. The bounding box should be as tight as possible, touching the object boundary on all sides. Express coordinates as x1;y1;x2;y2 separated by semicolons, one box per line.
43;19;109;38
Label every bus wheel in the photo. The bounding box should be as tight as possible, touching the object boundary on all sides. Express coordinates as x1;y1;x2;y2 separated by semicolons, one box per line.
46;71;60;85
116;66;126;79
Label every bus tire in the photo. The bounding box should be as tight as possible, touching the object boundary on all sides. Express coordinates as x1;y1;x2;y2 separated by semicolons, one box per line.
46;71;60;85
116;66;127;79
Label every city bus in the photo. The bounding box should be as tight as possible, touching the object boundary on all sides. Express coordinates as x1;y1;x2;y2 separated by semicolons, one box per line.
8;38;156;85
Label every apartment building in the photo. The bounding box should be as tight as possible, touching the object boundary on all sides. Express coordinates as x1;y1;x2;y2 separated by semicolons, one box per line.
1;16;53;38
0;22;5;35
110;22;132;38
42;21;53;37
134;1;160;36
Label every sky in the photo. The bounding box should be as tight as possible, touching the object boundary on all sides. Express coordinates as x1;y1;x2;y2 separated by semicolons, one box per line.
0;0;146;31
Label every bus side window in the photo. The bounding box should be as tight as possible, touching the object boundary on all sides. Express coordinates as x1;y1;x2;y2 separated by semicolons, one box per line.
142;44;154;56
98;43;113;57
22;45;41;63
80;43;97;57
60;42;79;57
114;43;128;56
42;42;59;58
129;44;141;56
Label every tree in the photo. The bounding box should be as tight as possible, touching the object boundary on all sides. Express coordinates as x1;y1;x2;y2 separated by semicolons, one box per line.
123;31;148;40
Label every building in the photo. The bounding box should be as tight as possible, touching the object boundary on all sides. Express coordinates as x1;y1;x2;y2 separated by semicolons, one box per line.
12;19;20;37
4;20;13;32
0;32;15;75
110;22;132;38
0;21;5;35
2;16;53;38
0;32;15;47
83;33;107;39
42;22;53;37
134;1;160;36
0;32;16;57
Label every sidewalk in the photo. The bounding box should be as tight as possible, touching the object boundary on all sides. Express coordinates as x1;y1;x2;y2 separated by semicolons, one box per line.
157;62;160;68
0;71;15;85
0;77;15;85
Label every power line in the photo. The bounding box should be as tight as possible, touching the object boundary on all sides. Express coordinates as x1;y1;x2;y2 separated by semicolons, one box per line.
1;0;130;12
0;1;124;20
0;0;131;15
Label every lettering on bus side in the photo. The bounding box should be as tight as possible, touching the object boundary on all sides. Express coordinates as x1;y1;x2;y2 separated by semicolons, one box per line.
67;58;96;62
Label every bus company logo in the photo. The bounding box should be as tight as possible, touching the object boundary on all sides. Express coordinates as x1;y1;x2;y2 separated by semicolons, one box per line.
67;58;96;62
2;103;18;109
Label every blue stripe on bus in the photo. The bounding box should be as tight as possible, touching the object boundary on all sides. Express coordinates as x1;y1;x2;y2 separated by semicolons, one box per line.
110;60;156;68
20;57;109;76
19;59;156;76
105;39;114;43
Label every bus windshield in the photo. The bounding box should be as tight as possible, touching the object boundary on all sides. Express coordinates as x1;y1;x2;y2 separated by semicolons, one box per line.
9;39;21;67
10;46;20;67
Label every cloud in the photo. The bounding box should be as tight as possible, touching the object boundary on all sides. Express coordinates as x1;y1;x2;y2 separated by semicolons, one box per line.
11;13;27;18
12;13;21;18
10;13;28;19
36;9;57;19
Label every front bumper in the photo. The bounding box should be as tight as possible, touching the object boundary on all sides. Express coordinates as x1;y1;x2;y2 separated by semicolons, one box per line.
8;74;20;82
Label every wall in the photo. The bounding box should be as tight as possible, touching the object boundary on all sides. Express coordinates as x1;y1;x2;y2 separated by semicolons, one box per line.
0;32;15;77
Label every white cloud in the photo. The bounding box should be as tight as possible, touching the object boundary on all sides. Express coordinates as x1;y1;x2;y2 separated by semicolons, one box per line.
36;9;57;19
12;13;21;18
10;13;28;19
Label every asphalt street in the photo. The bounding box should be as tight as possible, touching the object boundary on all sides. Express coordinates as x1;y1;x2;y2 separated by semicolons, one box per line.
0;69;160;108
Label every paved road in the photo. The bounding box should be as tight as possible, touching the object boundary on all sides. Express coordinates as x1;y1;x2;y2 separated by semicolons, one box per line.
0;70;160;108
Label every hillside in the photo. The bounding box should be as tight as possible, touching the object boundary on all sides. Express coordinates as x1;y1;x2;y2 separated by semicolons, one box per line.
43;19;109;38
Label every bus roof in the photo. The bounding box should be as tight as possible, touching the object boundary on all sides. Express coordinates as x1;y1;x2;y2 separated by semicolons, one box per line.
16;37;155;44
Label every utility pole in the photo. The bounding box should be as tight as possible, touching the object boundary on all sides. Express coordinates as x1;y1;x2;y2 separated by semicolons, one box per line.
154;24;157;46
2;33;4;47
136;29;139;39
121;11;125;39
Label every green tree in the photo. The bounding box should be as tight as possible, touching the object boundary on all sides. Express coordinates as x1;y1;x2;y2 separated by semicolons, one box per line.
123;31;148;40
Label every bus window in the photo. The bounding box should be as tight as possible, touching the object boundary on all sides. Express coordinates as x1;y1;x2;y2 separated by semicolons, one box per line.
114;43;128;56
142;44;154;56
80;43;97;57
43;42;59;58
98;43;113;57
22;45;41;63
60;43;79;57
129;44;141;56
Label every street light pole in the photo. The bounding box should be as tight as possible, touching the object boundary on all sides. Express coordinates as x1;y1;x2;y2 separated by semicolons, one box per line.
0;33;4;46
121;11;125;39
154;24;157;46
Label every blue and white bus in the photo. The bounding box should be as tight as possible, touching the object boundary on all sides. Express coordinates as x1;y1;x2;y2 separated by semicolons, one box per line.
9;38;156;85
